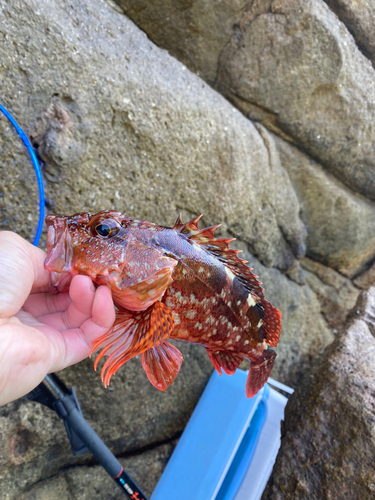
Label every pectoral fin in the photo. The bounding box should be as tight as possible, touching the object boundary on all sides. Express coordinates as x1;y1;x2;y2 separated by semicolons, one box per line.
90;301;175;387
113;259;177;311
142;341;183;391
246;349;276;398
206;349;243;375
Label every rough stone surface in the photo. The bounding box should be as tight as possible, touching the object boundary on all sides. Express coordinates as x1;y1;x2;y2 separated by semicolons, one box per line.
274;135;375;278
114;0;247;86
17;440;177;500
216;0;375;205
325;0;375;68
263;287;375;500
0;119;40;241
301;257;360;330
354;260;375;290
118;0;375;209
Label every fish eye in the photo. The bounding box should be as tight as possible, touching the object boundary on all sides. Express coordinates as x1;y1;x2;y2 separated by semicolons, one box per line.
95;223;112;237
93;220;120;238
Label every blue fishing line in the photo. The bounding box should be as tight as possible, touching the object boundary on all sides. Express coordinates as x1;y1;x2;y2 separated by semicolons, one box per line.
0;102;45;246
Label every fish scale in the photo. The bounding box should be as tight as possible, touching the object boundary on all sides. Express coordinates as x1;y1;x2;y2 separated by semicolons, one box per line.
44;210;281;397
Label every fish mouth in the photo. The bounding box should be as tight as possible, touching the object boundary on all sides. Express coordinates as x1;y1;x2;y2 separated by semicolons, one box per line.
44;215;74;293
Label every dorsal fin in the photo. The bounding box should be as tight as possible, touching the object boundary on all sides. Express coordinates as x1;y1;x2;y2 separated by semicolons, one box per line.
173;214;264;296
172;214;206;236
214;248;264;296
173;214;203;233
188;225;221;242
180;214;203;233
172;213;184;230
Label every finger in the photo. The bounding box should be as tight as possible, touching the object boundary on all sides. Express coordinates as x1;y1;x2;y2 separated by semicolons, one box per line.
0;231;48;318
23;291;71;318
38;275;96;331
47;286;115;371
80;285;116;342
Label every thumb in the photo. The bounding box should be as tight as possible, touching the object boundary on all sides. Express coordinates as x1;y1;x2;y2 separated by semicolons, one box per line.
0;231;48;318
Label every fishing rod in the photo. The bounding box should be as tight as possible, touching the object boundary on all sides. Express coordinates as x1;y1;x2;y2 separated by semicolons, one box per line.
0;102;149;500
28;373;148;499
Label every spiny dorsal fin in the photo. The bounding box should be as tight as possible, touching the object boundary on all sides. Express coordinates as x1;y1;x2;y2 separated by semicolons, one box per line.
173;214;203;233
180;214;203;233
173;214;264;296
172;213;184;230
188;225;221;242
212;247;264;296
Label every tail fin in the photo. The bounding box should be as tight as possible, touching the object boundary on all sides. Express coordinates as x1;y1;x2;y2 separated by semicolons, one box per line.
246;349;276;398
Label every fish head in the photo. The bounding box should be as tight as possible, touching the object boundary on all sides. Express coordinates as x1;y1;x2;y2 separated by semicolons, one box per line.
45;210;131;293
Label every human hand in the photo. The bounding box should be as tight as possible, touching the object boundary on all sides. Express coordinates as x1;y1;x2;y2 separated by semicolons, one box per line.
0;231;115;406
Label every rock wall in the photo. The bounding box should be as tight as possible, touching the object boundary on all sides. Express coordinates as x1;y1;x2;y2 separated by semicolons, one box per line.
1;0;374;497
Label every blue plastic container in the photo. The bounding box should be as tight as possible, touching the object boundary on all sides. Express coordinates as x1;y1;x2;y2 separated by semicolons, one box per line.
152;370;290;500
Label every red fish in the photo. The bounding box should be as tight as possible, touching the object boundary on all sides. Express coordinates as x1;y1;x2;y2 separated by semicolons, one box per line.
45;211;281;397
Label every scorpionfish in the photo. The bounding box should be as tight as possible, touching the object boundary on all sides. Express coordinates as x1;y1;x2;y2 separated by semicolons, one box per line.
44;211;281;397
